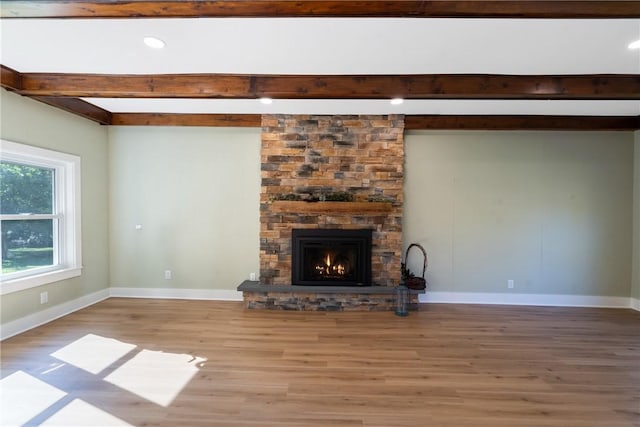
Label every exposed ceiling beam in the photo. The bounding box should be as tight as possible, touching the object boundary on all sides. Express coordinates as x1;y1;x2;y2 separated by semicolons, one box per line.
2;65;113;124
31;96;112;125
2;65;638;130
108;113;640;130
404;115;640;131
1;64;22;91
4;90;638;130
7;72;639;100
111;113;640;131
111;113;261;127
2;1;639;19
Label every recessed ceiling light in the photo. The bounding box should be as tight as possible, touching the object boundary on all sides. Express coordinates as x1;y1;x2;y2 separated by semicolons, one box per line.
628;39;640;50
259;97;273;105
390;98;404;105
143;36;166;49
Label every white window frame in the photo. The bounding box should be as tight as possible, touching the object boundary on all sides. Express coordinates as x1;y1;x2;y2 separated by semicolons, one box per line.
0;140;82;295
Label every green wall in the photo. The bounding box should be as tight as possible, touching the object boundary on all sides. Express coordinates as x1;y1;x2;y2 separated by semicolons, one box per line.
404;131;634;297
108;126;260;291
632;131;640;302
108;127;635;299
0;89;110;324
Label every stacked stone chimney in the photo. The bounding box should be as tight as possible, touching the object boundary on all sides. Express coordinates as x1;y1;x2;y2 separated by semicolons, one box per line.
259;114;405;290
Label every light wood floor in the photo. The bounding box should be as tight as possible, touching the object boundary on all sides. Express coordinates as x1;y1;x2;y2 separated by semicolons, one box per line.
1;299;639;427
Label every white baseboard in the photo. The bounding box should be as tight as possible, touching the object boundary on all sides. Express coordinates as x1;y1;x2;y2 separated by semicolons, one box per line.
0;288;110;341
1;287;242;340
419;291;632;308
2;288;634;341
109;287;243;301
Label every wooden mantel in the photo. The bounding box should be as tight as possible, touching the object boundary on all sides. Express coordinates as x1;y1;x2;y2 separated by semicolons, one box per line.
269;201;393;215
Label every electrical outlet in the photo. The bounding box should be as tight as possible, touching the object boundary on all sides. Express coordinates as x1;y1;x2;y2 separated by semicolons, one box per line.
507;279;514;289
249;272;256;281
164;270;172;280
40;291;48;304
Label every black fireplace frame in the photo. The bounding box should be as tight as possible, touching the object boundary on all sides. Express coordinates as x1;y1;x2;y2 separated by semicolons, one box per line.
291;228;372;286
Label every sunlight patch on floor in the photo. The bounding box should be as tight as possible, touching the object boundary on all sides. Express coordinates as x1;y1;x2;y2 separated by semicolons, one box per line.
0;371;67;426
40;398;133;426
50;333;136;374
104;349;206;406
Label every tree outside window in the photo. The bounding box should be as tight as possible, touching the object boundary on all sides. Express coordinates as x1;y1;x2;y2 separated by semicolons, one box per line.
1;162;56;274
0;139;81;294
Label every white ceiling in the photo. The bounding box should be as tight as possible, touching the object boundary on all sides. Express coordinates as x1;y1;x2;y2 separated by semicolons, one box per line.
84;98;640;116
2;18;640;115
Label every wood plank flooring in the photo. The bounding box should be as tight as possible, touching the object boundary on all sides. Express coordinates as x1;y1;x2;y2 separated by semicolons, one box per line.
1;299;639;426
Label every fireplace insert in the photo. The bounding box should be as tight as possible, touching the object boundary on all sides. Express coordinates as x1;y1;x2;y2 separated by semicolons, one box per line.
291;228;372;286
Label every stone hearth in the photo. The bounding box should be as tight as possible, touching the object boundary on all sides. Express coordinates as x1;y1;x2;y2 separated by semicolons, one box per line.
238;281;422;311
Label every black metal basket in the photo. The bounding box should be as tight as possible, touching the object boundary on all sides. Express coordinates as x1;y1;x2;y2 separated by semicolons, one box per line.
402;243;427;290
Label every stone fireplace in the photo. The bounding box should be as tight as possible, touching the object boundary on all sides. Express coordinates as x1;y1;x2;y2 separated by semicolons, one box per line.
239;114;418;310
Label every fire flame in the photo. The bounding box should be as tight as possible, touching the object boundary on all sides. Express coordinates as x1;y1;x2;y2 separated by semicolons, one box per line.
313;252;347;277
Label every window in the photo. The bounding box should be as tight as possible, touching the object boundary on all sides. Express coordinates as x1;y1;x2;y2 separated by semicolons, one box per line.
1;140;81;294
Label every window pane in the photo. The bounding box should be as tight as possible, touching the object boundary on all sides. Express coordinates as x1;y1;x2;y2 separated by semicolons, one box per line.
0;162;54;214
1;219;54;274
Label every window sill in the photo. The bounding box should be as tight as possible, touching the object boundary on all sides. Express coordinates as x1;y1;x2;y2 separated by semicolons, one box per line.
0;267;82;295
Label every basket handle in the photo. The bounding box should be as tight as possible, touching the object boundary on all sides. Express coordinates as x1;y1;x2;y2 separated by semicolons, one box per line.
404;243;427;278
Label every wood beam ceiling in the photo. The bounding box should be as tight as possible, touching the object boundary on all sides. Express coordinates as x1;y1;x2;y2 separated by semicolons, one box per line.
5;71;639;100
2;1;639;19
2;1;638;129
404;115;640;131
32;96;112;125
110;113;638;130
2;67;639;131
110;113;262;127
